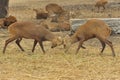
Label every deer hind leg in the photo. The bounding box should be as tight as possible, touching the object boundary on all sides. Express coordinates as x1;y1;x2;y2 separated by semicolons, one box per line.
39;41;45;53
104;39;115;57
32;40;38;52
97;36;115;56
15;38;24;51
99;40;106;55
3;37;17;53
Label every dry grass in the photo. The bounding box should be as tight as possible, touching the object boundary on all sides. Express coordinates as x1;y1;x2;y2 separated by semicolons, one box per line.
0;30;120;80
8;0;120;21
0;0;120;80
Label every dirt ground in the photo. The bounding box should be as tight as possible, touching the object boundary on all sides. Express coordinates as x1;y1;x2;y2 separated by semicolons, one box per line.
0;0;120;80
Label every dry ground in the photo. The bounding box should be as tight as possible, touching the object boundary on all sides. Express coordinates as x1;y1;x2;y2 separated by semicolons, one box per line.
0;30;120;80
8;0;120;21
0;0;120;80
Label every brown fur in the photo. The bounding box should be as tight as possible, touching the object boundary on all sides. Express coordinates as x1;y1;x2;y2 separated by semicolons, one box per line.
0;15;17;29
95;0;108;12
45;3;64;16
50;10;70;22
45;3;69;22
4;15;17;26
65;19;115;56
48;22;70;31
3;21;63;53
58;21;70;31
33;9;48;19
41;18;70;32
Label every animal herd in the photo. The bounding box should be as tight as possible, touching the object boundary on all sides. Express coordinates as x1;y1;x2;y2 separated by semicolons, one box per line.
0;0;116;57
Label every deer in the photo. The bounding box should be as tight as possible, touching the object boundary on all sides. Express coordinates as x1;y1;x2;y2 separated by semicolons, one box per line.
95;0;108;12
3;21;63;54
65;19;115;57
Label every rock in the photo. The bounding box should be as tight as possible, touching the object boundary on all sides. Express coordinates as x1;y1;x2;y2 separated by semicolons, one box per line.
70;18;120;34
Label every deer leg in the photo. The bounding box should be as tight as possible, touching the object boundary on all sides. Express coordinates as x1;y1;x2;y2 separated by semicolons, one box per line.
32;40;38;52
104;39;115;57
102;6;106;12
103;6;105;10
99;40;106;55
97;7;100;13
75;39;84;54
39;41;45;53
15;38;24;51
3;37;17;53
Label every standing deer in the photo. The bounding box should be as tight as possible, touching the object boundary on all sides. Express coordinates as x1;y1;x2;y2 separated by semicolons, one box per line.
3;21;63;53
65;19;115;56
95;0;108;12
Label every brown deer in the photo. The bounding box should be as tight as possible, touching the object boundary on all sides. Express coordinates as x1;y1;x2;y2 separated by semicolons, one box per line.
95;0;108;12
45;3;64;16
65;19;115;56
3;21;63;53
33;9;48;19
